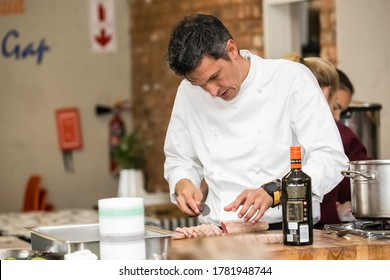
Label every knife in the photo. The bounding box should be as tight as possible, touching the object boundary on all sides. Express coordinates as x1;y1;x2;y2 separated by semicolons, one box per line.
199;203;210;216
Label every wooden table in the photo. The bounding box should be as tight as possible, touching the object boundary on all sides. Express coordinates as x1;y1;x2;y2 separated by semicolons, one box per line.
171;229;390;260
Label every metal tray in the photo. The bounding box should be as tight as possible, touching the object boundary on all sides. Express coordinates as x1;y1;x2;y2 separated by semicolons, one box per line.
27;223;173;260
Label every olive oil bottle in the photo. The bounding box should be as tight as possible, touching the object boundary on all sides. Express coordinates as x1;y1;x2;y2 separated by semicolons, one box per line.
282;146;313;245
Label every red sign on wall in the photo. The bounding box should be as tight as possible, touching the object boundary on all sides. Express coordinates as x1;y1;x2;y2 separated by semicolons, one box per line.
55;108;83;150
89;0;116;52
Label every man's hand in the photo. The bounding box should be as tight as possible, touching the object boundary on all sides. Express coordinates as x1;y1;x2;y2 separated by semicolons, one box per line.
224;188;273;223
175;179;204;216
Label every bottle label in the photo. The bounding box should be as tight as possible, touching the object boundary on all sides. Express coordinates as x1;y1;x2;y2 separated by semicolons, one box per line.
286;222;310;243
287;201;304;222
291;158;301;169
286;183;307;198
283;181;312;245
299;224;310;243
286;184;310;223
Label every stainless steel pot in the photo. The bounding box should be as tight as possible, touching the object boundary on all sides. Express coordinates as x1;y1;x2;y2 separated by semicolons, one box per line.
341;160;390;219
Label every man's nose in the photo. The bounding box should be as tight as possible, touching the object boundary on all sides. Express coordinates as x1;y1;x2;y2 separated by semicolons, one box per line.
205;83;220;97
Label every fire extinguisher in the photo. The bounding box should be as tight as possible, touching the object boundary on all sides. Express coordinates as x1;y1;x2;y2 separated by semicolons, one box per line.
109;105;125;173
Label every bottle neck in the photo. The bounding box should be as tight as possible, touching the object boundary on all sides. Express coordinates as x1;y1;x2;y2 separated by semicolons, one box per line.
290;158;301;169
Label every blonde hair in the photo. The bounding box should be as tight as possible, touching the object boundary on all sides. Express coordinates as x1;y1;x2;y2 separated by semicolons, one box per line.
284;53;339;97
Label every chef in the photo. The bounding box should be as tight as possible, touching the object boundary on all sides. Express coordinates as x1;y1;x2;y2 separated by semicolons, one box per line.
164;14;348;229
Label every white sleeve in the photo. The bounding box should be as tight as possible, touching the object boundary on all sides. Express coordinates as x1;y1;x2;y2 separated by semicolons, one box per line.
289;67;349;200
163;86;203;203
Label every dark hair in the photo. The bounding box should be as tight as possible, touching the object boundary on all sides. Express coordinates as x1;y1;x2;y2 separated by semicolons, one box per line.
167;14;233;77
337;68;355;95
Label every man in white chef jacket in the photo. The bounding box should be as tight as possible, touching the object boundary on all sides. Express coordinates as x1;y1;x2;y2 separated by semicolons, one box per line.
163;14;349;229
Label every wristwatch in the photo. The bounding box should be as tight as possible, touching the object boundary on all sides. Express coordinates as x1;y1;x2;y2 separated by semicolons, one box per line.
261;179;282;208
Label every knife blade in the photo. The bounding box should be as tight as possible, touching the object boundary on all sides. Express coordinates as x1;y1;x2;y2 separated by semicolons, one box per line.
199;203;210;216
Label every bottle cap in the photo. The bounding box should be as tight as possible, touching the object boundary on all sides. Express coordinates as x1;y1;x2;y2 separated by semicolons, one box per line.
290;146;301;159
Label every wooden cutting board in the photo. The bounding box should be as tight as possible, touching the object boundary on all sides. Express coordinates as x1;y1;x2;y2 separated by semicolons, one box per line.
170;229;390;260
267;229;390;260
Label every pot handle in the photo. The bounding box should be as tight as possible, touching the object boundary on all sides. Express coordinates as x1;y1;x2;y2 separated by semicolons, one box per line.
341;170;376;180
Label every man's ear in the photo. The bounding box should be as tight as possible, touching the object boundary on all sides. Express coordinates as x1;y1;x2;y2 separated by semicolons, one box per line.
226;39;239;59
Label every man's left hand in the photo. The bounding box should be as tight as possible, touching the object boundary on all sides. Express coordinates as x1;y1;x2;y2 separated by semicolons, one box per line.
223;188;273;223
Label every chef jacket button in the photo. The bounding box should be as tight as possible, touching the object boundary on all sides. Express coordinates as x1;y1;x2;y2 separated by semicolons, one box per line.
254;167;260;174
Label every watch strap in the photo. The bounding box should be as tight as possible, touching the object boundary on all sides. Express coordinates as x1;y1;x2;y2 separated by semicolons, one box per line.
262;179;282;208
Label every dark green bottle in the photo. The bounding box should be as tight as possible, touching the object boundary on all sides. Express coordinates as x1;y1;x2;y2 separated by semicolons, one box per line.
282;146;313;245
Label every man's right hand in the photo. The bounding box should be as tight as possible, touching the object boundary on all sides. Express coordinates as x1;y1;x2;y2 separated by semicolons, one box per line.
175;179;204;216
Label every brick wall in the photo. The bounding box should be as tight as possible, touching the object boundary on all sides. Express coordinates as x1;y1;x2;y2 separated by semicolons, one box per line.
130;0;264;192
129;0;336;192
319;0;337;65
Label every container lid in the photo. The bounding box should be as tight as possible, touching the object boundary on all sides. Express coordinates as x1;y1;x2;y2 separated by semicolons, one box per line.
349;159;390;165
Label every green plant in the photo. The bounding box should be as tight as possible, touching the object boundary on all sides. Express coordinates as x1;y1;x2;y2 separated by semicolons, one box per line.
112;133;145;170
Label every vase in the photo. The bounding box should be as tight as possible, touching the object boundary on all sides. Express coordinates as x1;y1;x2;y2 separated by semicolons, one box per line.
117;169;145;197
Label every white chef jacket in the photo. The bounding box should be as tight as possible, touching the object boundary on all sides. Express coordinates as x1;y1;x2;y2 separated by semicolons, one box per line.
164;50;349;226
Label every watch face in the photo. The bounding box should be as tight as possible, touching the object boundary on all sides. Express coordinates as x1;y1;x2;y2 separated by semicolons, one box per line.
264;181;278;193
262;180;282;207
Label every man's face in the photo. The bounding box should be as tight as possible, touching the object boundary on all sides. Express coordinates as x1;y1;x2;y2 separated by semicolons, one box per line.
328;88;352;121
186;40;247;102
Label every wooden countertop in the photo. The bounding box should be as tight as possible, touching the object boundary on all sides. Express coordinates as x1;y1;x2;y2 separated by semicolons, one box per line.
170;229;390;260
